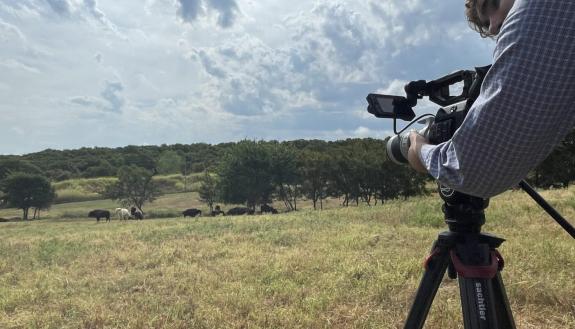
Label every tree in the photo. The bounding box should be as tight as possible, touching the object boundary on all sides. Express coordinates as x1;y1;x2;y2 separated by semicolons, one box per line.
104;166;160;212
326;148;355;206
531;129;575;188
198;169;218;212
157;150;184;175
217;140;274;210
2;173;56;220
122;147;157;172
0;190;6;209
0;158;43;182
82;160;116;178
180;155;194;192
269;143;300;211
299;150;330;210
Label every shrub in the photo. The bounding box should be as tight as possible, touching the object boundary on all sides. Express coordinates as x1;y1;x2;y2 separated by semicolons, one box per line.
54;189;102;204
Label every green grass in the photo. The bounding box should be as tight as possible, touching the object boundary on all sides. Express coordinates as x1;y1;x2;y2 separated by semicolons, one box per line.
0;188;574;328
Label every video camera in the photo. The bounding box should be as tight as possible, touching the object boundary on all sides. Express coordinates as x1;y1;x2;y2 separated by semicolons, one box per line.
366;65;491;164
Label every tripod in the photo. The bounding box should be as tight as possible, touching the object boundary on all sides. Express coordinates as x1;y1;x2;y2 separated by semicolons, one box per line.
404;187;516;329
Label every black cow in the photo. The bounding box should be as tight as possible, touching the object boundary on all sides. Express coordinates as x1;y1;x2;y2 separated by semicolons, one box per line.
183;208;202;218
226;207;255;216
260;204;278;214
130;207;144;220
88;209;111;222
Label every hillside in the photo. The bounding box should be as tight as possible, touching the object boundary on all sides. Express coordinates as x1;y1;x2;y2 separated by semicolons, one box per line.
0;188;574;328
1;132;574;189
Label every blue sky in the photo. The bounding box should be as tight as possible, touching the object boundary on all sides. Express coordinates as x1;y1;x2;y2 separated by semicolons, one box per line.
0;0;495;155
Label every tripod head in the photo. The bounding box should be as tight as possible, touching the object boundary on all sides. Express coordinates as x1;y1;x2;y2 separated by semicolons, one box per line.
438;184;489;233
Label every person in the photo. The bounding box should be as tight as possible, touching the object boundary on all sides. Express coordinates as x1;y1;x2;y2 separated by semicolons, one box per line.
407;0;575;198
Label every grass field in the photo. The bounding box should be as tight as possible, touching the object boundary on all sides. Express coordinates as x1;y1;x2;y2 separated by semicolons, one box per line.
0;188;574;328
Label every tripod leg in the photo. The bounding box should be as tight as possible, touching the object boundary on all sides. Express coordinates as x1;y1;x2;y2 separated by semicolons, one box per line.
454;248;516;329
491;273;516;328
459;277;499;328
404;248;450;329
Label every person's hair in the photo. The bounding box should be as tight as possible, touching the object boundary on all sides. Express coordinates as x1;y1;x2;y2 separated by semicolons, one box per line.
465;0;493;38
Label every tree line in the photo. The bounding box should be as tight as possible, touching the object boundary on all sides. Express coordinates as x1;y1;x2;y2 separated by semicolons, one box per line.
1;134;574;187
0;143;228;181
1;132;574;219
203;139;428;212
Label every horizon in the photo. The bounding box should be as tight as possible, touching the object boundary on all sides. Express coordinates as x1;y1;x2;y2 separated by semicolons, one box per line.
0;0;494;155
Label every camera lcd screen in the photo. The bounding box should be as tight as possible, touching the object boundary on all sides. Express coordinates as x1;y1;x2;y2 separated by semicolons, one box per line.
366;93;415;121
375;96;395;115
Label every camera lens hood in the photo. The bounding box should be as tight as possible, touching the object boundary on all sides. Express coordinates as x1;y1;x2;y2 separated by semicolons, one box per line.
386;135;408;165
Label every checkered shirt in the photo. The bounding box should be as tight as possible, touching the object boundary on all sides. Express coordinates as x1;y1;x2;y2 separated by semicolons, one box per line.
419;0;575;198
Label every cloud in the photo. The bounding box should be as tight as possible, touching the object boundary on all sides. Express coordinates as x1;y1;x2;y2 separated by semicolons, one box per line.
69;80;125;113
69;95;107;108
176;0;239;28
185;0;487;132
177;0;203;22
189;2;381;118
191;49;227;78
45;0;72;16
100;80;125;113
353;126;385;138
0;0;121;35
0;20;26;44
83;0;121;35
206;0;238;28
315;3;374;63
379;79;408;96
0;0;495;154
190;35;308;116
0;58;40;73
0;19;50;70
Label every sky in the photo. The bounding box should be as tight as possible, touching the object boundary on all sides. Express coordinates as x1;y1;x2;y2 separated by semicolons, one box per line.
0;0;495;155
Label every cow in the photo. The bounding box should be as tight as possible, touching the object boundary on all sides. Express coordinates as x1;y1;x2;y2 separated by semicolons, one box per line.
88;209;111;222
130;207;144;220
226;207;255;216
183;208;202;218
260;204;278;214
115;208;132;220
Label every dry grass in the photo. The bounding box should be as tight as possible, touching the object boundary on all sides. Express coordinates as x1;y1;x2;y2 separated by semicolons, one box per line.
0;187;574;328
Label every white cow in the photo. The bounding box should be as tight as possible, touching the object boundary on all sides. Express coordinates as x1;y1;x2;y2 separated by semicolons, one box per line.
115;208;132;220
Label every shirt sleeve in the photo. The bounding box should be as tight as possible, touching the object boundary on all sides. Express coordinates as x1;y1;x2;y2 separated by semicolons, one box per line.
419;0;575;198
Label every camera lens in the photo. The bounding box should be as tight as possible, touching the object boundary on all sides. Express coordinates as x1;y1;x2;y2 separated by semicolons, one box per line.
386;134;409;164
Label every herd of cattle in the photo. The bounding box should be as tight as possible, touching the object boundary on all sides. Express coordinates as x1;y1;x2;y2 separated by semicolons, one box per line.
88;204;279;222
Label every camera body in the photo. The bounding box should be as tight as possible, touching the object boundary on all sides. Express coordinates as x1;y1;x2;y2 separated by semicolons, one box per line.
367;66;490;164
367;66;492;214
385;100;468;164
427;101;468;144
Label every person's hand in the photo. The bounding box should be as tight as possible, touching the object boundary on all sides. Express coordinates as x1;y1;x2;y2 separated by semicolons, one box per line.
408;132;428;173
